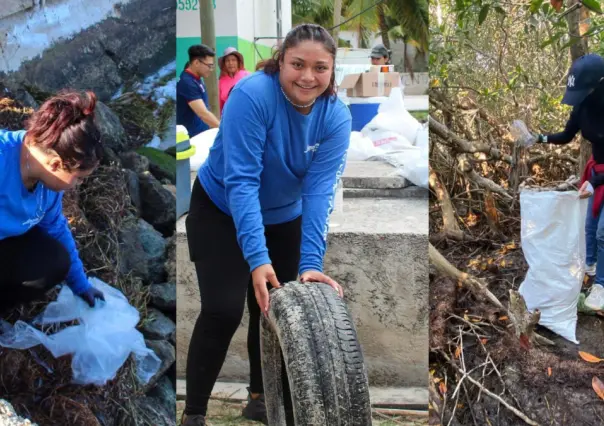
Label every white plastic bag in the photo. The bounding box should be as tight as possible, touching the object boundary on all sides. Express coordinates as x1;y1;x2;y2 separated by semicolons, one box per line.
415;123;429;151
518;190;588;343
0;278;161;385
347;131;380;161
190;128;218;171
361;87;421;145
363;129;413;152
510;120;537;147
379;146;429;188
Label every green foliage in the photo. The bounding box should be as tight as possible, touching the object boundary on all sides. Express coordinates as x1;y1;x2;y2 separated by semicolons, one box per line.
292;0;428;50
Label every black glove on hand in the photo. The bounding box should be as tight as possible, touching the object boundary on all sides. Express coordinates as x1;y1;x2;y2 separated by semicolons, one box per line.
78;286;105;307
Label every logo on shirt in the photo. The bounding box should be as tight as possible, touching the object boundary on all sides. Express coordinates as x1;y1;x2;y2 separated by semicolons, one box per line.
22;212;44;228
305;143;320;154
568;75;575;88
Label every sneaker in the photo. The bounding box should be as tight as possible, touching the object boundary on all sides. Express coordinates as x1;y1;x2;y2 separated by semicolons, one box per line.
181;413;206;426
585;284;604;311
586;263;597;277
242;388;268;424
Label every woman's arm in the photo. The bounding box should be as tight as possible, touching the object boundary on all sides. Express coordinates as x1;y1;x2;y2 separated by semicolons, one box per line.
38;192;91;294
222;90;271;272
299;107;352;275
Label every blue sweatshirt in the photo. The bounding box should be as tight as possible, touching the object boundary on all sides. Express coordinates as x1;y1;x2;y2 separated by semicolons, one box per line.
197;71;352;275
0;130;90;294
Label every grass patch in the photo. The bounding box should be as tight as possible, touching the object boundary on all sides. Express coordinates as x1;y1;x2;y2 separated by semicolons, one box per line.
136;147;176;183
410;110;428;122
156;99;175;136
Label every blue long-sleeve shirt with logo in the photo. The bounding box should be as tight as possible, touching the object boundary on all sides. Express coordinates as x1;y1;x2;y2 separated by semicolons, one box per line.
0;130;90;294
197;71;351;275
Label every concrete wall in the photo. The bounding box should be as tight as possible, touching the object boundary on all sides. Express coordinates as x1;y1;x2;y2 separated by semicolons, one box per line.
0;0;129;72
176;193;429;388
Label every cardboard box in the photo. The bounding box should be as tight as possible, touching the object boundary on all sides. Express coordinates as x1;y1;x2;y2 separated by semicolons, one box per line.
369;64;395;73
339;72;400;97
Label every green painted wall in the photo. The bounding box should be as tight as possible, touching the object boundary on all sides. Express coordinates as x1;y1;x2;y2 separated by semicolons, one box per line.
177;36;275;76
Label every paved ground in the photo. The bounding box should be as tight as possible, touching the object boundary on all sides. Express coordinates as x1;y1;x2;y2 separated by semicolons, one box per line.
176;400;428;426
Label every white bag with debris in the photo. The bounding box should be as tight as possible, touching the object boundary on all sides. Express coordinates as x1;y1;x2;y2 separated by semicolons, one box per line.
0;278;161;386
348;131;380;161
518;190;588;343
361;87;421;145
190;128;219;171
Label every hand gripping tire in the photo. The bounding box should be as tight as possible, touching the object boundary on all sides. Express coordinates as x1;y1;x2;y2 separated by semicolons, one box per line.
260;282;372;426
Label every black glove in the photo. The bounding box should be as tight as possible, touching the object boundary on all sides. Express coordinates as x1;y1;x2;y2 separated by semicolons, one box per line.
77;286;105;307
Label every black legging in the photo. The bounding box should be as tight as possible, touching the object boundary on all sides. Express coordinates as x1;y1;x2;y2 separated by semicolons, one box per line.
0;226;70;314
185;178;300;416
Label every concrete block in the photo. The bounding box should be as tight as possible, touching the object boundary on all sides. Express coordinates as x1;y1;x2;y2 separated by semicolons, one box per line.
343;161;408;189
176;197;428;387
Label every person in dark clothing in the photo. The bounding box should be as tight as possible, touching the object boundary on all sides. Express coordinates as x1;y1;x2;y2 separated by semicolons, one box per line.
530;53;604;310
177;44;220;138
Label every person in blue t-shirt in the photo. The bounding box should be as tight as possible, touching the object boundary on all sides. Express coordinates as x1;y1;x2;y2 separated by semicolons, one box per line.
176;44;220;138
0;90;105;314
181;24;351;426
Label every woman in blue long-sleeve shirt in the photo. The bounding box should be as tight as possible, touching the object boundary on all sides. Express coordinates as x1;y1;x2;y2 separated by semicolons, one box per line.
182;24;351;426
0;90;105;313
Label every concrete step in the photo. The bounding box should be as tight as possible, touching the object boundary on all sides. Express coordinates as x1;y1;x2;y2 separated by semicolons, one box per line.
190;160;427;199
176;380;429;408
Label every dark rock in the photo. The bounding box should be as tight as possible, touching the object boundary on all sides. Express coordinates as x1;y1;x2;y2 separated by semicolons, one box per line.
9;0;176;101
133;396;175;426
120;151;150;174
141;308;175;341
152;165;176;185
101;146;122;167
117;217;149;282
1;81;38;109
139;172;176;237
142;339;175;392
164;236;176;284
123;169;142;215
149;283;176;311
95;101;128;153
147;375;176;420
138;219;167;283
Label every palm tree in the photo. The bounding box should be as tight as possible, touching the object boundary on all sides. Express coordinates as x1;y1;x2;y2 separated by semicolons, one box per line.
292;0;428;52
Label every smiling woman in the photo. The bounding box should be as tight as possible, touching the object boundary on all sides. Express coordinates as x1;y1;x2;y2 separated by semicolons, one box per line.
181;23;351;426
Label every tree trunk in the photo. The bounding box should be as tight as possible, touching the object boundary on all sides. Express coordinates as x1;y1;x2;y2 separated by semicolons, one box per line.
429;167;464;241
200;0;219;116
403;39;414;78
332;0;343;47
565;0;591;174
377;3;390;49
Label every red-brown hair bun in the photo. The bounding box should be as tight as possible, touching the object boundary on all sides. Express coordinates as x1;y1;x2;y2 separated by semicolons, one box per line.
25;90;103;171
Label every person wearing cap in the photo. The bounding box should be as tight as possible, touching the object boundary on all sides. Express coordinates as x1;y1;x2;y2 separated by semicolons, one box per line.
530;53;604;310
177;44;220;138
218;47;251;113
370;44;390;66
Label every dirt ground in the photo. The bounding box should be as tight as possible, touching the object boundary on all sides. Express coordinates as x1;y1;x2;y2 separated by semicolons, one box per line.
175;400;428;426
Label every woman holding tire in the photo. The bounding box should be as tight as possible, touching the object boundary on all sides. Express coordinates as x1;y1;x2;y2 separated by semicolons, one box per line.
182;24;350;426
0;90;105;315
